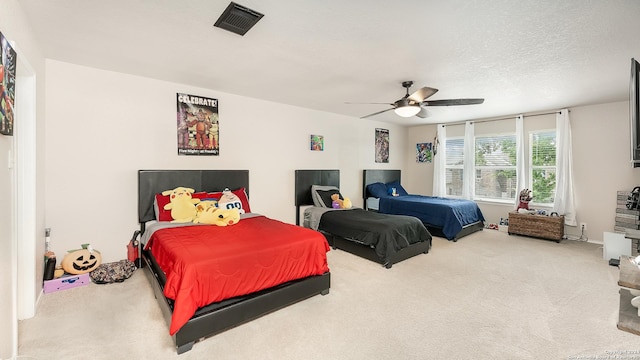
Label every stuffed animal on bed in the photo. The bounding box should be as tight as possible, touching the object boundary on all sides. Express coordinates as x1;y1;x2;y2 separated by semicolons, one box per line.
193;200;217;222
330;193;352;209
217;188;245;214
162;187;201;223
195;199;218;214
193;207;241;226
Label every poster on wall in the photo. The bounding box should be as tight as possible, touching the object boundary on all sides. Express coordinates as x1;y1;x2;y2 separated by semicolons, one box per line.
0;32;16;136
176;93;219;155
416;142;433;163
375;128;389;163
310;134;324;151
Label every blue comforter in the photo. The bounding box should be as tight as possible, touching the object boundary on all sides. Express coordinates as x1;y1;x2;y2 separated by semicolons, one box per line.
378;195;485;240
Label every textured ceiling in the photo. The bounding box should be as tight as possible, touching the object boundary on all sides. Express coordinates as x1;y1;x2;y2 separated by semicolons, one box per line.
17;0;640;126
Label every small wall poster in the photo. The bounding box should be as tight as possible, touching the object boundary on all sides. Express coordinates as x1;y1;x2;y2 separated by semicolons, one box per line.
0;32;16;136
375;128;389;163
416;142;433;163
176;93;219;155
310;135;324;151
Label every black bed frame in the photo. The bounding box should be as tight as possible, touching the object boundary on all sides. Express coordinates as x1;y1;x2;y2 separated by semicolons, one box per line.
138;170;330;354
295;169;431;268
362;169;484;241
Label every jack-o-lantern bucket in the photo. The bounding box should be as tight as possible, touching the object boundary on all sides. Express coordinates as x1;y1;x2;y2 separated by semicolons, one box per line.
61;245;102;274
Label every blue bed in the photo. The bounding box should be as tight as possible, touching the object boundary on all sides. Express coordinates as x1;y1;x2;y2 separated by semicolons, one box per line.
363;170;485;241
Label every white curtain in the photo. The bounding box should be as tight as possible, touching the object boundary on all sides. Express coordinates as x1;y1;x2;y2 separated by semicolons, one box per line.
432;124;447;197
462;121;475;200
515;115;525;207
553;109;577;226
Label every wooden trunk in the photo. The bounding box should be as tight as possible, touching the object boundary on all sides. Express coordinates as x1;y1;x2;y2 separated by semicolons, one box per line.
508;211;564;242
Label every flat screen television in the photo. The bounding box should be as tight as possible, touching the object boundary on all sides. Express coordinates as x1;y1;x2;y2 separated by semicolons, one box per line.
631;58;640;167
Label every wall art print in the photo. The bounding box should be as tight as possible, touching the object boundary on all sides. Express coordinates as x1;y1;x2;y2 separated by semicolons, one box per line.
176;93;219;155
310;134;324;151
375;128;389;163
0;32;16;136
416;142;433;163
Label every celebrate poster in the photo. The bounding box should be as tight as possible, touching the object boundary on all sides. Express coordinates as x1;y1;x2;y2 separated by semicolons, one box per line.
176;93;219;155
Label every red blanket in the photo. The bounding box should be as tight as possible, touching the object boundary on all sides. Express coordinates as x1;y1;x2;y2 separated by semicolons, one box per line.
145;216;330;335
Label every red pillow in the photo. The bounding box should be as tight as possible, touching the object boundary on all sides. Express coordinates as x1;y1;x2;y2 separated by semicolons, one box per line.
207;188;251;214
154;194;172;221
154;192;209;221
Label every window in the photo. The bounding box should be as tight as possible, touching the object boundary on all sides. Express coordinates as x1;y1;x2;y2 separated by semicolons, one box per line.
444;137;464;196
440;119;557;205
530;131;556;204
474;134;517;201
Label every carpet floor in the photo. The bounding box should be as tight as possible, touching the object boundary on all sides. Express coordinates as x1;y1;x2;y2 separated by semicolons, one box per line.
18;229;640;359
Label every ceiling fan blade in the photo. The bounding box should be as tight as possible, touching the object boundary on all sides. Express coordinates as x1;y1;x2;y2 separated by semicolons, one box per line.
415;107;430;118
422;98;485;106
345;102;395;105
360;108;395;119
408;87;438;103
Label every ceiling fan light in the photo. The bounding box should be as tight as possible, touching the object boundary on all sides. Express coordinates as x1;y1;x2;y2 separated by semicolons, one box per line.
394;104;421;117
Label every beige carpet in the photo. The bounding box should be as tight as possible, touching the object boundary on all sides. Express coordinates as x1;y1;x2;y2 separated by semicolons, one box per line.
18;230;640;360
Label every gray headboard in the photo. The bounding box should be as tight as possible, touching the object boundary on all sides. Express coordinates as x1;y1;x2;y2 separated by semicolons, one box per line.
294;169;339;225
362;169;401;199
138;169;249;224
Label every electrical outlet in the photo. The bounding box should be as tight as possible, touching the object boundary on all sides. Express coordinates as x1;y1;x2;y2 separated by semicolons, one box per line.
580;222;587;232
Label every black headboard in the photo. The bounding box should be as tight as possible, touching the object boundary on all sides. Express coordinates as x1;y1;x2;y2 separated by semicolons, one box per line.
138;170;249;224
362;169;401;199
294;169;339;225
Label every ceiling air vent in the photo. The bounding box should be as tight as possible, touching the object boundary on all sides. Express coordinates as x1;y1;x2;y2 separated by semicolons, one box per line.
214;2;264;36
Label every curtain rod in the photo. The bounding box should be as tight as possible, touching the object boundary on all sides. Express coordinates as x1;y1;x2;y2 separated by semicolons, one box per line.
441;110;568;127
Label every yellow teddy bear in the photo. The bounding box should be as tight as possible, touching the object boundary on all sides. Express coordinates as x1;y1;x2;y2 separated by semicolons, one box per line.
330;193;352;209
162;187;200;223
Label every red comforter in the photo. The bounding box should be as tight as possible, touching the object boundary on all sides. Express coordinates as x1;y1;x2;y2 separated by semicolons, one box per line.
145;215;330;335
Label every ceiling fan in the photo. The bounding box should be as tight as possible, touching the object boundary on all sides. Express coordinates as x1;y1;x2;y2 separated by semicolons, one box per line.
351;81;484;119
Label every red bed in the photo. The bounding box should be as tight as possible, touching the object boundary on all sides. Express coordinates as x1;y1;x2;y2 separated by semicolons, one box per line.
137;170;331;354
145;216;330;335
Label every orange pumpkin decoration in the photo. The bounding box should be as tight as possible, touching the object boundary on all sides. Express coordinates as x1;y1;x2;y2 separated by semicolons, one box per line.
61;247;102;274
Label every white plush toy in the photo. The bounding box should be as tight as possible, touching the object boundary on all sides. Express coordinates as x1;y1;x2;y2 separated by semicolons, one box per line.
217;188;245;214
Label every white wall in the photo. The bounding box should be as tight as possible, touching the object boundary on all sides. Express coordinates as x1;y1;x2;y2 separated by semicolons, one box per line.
404;101;640;243
0;0;46;358
571;101;640;240
404;124;436;195
44;60;407;263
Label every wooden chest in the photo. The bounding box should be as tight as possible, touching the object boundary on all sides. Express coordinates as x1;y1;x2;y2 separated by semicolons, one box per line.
508;212;564;242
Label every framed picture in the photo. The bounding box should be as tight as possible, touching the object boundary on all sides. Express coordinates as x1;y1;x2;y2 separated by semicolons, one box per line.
0;32;16;136
310;134;324;151
176;93;219;155
416;142;433;163
375;128;389;163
